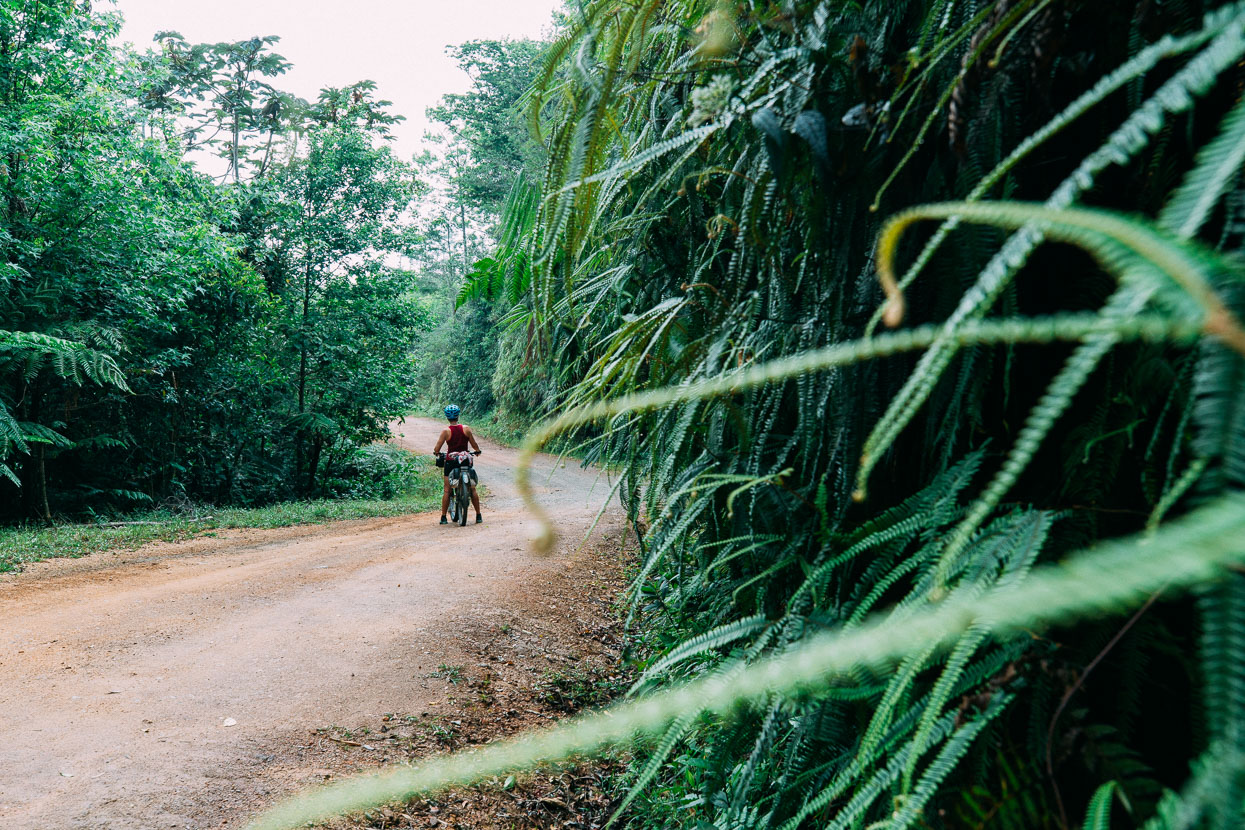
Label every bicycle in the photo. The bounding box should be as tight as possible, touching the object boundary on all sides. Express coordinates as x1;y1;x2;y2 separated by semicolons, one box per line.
441;450;481;526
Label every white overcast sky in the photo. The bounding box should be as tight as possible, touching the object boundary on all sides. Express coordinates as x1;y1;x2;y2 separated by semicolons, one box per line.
113;0;562;162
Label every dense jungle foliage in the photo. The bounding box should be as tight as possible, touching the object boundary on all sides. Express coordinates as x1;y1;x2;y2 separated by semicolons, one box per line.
442;0;1245;828
0;2;542;521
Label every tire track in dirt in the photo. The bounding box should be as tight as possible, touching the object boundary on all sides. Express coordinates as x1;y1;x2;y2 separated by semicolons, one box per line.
0;417;622;829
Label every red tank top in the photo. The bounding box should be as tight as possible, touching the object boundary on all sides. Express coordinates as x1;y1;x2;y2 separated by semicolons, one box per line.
446;423;469;453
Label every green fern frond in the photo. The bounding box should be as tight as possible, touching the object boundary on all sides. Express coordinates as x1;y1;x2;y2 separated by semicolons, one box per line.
519;313;1202;551
1140;741;1245;830
900;624;991;793
19;422;74;449
727;697;785;817
876;203;1244;362
864;4;1241;336
822;714;959;830
630;614;770;693
1193;340;1245;491
854;15;1245;498
1159;94;1245;240
0;329;128;390
887;692;1013;830
1147;456;1210;532
1200;574;1245;745
0;406;27;456
607;712;698;826
1082;781;1125;830
933;285;1155;587
249;494;1245;829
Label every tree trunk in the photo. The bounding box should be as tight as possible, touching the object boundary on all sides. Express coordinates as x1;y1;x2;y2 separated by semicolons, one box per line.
258;128;275;178
231;78;242;183
460;202;468;280
295;258;312;492
307;434;323;495
36;444;51;526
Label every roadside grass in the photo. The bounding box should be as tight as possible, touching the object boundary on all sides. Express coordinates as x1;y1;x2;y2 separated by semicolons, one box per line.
0;460;445;574
535;663;631;713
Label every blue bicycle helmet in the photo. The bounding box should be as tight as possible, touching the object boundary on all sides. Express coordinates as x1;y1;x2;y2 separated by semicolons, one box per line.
444;404;461;420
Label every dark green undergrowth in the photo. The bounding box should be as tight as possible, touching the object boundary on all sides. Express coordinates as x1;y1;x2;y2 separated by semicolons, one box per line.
438;1;1245;828
0;450;444;573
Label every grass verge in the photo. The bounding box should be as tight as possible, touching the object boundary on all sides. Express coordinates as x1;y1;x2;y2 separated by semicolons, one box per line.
0;461;444;574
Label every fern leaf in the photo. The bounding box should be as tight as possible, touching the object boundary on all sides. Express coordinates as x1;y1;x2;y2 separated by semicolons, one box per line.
887;693;1014;830
630;614;769;693
1200;573;1245;744
1082;781;1124;830
865;6;1236;336
607;712;697;827
855;16;1245;498
1159;94;1245;240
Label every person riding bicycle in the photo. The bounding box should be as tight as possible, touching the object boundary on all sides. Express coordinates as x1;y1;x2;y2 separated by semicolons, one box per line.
433;404;482;525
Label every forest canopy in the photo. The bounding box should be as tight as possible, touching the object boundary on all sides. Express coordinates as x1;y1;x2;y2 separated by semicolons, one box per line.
0;2;543;520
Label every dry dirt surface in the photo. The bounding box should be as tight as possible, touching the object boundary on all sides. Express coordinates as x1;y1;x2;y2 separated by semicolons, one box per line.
0;418;628;830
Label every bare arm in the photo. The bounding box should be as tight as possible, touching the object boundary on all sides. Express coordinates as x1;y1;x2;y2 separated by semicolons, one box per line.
433;427;449;454
465;426;482;453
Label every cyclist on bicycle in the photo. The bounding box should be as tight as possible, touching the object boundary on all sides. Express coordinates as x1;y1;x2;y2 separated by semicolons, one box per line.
433;404;483;525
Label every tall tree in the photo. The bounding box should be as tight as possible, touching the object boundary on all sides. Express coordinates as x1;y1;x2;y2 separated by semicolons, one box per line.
408;37;550;416
256;91;419;493
0;1;235;519
0;10;430;518
427;39;547;216
146;31;297;181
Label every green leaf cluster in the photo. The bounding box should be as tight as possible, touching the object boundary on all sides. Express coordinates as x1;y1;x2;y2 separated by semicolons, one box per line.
0;3;428;520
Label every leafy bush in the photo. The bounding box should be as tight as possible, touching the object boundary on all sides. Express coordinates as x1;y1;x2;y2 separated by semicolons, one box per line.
321;444;439;501
411;299;501;415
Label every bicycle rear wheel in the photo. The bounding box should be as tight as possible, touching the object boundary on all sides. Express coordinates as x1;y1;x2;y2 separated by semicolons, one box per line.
457;480;469;526
448;478;459;523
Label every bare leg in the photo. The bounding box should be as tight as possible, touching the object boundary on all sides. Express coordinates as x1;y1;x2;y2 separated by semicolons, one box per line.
441;478;451;517
469;484;481;516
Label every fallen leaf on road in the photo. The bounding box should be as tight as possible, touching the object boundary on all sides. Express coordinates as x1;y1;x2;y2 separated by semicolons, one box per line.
222;718;237;727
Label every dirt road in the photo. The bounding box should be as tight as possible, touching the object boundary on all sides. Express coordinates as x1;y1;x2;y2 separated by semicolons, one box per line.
0;418;623;829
